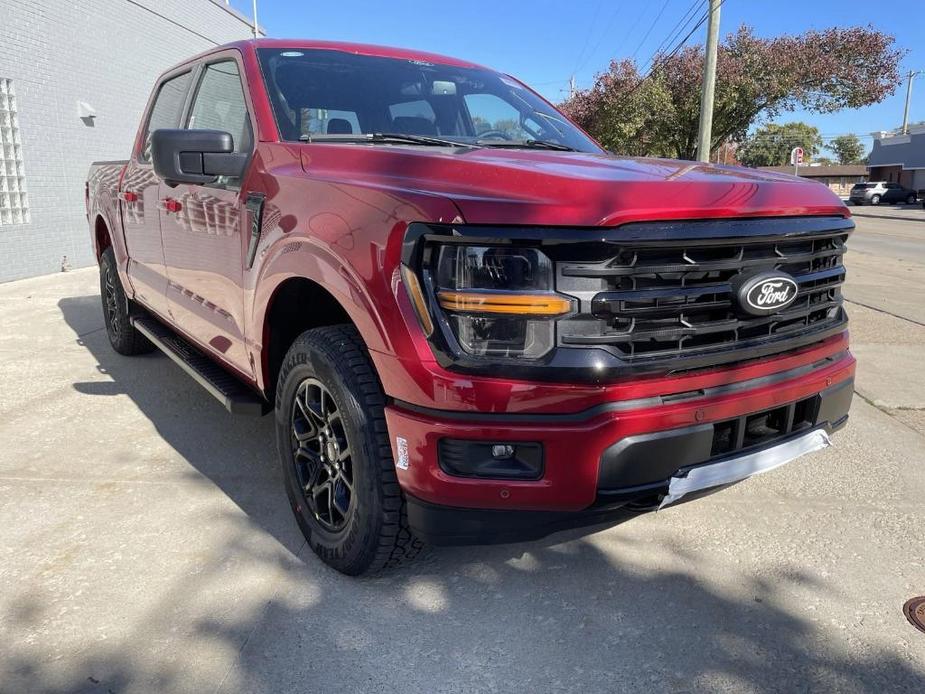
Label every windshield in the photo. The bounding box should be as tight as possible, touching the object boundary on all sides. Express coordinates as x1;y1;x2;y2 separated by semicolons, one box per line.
256;48;602;153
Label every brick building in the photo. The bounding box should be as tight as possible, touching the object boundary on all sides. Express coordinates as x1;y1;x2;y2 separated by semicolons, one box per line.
0;0;258;282
756;164;868;197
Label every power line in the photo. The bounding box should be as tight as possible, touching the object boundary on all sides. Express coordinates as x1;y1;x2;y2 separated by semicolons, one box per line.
571;0;604;75
641;0;706;73
629;0;675;61
641;0;705;70
575;2;647;75
617;1;716;104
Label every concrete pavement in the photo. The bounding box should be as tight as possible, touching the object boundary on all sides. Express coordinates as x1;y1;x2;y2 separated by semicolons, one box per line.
1;217;924;693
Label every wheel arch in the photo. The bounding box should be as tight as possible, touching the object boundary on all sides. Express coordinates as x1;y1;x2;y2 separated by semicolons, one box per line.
94;215;112;262
261;275;366;400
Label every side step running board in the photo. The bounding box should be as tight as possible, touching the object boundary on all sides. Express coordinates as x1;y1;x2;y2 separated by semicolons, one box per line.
131;316;267;416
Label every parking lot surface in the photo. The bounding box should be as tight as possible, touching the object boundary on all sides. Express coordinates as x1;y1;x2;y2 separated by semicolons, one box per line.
1;215;924;693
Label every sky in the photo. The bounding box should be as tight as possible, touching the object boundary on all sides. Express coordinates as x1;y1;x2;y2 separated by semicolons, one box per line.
228;0;925;153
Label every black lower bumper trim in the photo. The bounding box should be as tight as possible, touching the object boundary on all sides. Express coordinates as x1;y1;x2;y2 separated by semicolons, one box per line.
407;379;854;547
405;495;640;546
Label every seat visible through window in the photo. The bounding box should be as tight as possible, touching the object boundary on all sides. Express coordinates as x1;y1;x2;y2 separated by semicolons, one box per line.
326;118;353;134
392;116;437;135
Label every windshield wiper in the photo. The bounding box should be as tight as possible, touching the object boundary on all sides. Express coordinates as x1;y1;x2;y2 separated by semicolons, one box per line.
475;138;576;152
301;132;474;148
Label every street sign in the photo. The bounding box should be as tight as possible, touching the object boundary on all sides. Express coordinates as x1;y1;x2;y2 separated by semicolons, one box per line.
790;147;804;166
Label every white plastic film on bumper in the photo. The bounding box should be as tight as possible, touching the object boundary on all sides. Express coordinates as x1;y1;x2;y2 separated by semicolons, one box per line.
658;428;832;510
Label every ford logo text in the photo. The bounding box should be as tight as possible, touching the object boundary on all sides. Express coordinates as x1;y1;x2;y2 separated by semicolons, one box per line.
736;272;799;316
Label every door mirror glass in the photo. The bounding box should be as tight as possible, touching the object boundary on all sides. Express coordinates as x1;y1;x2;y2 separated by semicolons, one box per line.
150;128;247;187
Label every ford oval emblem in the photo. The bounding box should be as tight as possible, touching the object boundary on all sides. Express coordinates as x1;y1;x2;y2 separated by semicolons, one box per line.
735;272;799;316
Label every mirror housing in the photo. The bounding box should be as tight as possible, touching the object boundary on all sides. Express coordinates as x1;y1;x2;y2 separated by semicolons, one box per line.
151;129;247;186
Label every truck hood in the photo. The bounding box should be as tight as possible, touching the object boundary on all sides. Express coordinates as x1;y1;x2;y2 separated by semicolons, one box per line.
299;146;848;226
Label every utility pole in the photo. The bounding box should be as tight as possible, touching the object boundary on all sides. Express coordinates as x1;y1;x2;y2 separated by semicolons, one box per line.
252;0;259;38
568;75;576;100
902;70;919;135
696;0;722;162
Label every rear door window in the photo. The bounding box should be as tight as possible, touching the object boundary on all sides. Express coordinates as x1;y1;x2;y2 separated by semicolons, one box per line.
141;71;192;162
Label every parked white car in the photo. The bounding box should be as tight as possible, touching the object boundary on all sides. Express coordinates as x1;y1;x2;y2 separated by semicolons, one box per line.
848;181;918;205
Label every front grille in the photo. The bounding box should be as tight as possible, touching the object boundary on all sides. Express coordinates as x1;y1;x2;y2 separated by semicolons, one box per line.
555;217;851;366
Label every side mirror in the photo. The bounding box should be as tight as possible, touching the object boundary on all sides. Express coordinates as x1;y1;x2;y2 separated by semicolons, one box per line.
151;129;247;187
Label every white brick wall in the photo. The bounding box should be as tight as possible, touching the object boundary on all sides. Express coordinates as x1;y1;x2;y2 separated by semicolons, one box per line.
0;0;257;282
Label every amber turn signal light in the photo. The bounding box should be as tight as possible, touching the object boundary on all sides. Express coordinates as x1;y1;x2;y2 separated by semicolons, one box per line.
400;265;435;337
436;291;572;316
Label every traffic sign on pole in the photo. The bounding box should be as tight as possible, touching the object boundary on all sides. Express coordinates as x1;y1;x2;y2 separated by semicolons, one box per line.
791;147;804;175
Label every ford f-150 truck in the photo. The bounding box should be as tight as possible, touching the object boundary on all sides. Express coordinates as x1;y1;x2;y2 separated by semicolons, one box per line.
86;39;855;575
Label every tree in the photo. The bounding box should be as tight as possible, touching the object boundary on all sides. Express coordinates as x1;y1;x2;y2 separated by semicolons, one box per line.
560;25;903;160
736;122;823;167
827;134;866;164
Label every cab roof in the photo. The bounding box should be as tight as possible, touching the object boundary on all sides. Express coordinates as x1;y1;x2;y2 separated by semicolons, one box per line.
183;38;489;72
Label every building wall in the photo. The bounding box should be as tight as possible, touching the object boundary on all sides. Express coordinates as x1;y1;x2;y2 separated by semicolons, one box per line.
0;0;256;282
869;166;915;188
868;129;925;170
811;176;867;197
914;169;925;192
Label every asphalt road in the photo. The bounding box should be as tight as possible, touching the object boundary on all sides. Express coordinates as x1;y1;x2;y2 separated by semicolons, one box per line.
1;217;924;693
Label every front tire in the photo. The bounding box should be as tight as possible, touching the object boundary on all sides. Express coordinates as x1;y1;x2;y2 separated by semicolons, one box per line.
275;325;422;575
871;194;882;205
99;248;154;356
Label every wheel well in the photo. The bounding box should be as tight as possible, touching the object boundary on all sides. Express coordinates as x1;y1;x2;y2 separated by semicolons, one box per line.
264;277;353;398
95;216;112;261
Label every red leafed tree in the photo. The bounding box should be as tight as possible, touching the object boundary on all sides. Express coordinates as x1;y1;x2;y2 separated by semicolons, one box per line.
560;25;904;161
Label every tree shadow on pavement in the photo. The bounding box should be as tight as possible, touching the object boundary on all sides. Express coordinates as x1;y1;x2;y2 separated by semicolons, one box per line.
4;294;920;693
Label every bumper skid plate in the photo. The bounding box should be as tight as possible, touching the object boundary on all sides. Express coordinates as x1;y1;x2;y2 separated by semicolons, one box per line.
658;428;831;510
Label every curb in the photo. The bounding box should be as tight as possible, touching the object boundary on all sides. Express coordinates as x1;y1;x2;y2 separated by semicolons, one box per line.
849;210;925;224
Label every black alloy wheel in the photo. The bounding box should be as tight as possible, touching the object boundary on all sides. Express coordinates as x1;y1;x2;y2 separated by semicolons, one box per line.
275;325;423;575
99;247;153;356
103;262;122;343
291;378;355;532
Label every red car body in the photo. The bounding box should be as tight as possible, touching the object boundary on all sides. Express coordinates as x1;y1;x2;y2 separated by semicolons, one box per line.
87;39;855;545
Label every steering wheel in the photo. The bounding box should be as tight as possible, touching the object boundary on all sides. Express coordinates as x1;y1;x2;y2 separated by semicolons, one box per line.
476;129;513;141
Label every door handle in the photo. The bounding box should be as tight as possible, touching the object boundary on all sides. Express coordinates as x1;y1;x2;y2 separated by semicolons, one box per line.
159;198;182;213
118;191;138;203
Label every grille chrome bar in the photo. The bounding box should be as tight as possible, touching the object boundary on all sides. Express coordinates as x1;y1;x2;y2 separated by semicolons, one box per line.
556;217;850;363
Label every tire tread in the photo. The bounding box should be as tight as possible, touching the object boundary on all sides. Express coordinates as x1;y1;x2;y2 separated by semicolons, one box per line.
280;324;423;574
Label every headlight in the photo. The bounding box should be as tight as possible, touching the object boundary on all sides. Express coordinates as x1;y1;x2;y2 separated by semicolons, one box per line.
428;245;570;359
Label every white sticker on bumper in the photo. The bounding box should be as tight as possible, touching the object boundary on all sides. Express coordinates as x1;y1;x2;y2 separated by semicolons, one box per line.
396;436;410;470
658;428;832;510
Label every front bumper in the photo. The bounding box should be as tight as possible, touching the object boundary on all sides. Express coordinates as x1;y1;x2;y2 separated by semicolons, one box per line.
386;349;855;545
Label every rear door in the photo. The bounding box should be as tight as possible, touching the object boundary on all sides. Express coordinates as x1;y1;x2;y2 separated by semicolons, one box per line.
157;55;255;378
884;183;901;202
122;69;193;318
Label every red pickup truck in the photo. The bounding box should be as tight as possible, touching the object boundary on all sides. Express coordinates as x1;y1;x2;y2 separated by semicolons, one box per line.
86;39;855;575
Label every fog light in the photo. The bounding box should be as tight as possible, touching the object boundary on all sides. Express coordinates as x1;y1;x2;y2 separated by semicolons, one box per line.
491;444;515;459
439;439;543;480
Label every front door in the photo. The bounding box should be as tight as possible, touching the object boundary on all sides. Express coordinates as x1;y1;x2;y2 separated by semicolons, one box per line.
158;57;255;378
122;70;193;318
